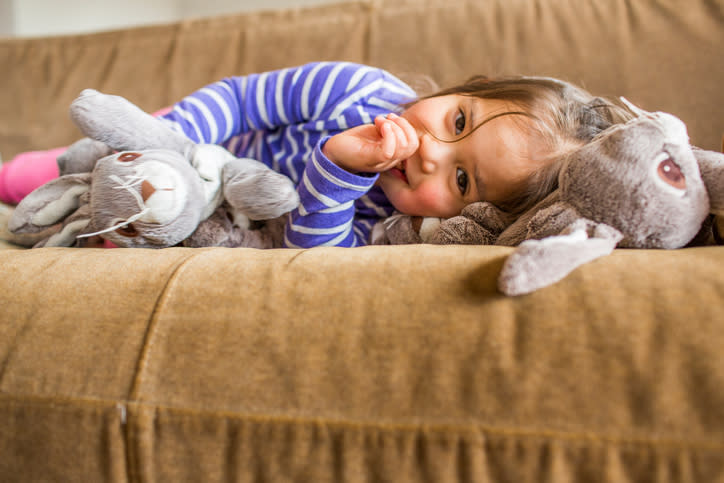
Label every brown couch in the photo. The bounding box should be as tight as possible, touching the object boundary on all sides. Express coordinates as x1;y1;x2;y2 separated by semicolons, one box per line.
1;0;723;481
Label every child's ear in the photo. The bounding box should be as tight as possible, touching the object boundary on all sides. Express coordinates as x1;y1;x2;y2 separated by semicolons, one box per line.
9;173;92;234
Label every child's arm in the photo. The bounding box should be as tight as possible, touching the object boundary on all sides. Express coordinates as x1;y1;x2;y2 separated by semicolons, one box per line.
282;141;381;247
156;62;415;146
157;61;417;248
284;114;416;248
321;113;417;173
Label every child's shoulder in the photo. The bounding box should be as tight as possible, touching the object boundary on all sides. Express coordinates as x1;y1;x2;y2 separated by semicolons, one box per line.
298;61;414;93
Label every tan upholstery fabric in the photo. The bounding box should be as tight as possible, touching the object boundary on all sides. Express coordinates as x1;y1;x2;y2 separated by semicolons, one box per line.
1;246;724;481
1;0;723;481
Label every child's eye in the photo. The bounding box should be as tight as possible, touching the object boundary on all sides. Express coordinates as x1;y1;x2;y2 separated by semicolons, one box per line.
455;109;466;135
456;167;469;195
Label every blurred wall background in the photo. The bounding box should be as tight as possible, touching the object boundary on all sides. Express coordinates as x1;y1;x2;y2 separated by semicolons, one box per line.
0;0;342;38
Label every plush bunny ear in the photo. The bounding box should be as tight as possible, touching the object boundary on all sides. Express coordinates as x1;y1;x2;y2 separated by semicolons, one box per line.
56;137;113;175
8;173;93;247
694;147;724;216
9;173;91;233
619;97;652;118
69;89;194;156
498;217;623;296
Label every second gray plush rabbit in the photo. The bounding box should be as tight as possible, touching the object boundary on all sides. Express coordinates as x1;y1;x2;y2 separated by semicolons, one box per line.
374;102;724;295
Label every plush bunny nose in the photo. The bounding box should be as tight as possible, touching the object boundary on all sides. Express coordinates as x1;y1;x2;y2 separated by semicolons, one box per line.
141;180;157;202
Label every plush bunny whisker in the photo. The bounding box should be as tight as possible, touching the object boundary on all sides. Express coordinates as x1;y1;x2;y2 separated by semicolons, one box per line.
110;174;146;208
77;208;150;239
77;172;150;238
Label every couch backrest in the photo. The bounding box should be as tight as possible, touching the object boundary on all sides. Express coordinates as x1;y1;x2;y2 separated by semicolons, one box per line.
1;0;722;156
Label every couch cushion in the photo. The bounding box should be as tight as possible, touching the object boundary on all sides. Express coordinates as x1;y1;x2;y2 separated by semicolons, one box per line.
2;245;723;480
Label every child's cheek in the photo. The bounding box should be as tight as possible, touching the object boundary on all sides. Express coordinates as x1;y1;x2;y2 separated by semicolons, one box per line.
413;183;453;216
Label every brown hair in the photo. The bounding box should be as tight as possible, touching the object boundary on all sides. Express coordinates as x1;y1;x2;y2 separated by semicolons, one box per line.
418;75;633;215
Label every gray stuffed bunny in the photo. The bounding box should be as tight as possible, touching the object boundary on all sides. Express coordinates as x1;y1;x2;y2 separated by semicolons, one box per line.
9;89;299;248
374;101;724;296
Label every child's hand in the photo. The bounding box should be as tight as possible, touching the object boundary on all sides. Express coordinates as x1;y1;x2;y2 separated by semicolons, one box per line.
323;113;419;173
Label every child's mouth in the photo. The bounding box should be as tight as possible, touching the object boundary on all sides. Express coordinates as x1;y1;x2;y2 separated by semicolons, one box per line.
389;160;408;184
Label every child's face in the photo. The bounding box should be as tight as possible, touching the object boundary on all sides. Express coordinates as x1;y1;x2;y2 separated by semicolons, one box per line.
376;94;544;218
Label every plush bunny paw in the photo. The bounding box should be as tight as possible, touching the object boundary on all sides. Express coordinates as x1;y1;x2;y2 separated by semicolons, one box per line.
223;158;299;220
498;221;622;296
427;201;512;245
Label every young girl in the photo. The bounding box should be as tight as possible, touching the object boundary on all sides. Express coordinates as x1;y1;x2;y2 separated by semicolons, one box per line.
0;61;628;248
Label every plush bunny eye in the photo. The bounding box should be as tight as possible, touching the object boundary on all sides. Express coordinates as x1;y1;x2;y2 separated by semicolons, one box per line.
657;157;686;190
118;152;142;162
116;223;138;237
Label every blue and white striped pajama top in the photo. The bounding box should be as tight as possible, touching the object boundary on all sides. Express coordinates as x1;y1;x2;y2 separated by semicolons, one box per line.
158;62;417;248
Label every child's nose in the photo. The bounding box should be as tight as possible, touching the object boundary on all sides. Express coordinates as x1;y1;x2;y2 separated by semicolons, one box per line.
419;134;451;174
421;158;436;174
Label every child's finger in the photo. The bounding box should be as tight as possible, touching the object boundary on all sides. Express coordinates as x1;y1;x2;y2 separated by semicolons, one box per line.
378;120;396;159
384;117;408;154
387;113;418;153
375;159;404;172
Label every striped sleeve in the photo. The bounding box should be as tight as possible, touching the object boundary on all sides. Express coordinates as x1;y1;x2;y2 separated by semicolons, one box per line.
284;138;378;248
157;62;415;145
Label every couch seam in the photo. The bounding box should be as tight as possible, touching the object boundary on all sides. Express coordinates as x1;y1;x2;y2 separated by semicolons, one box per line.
2;393;722;454
146;405;724;453
0;393;130;482
123;248;208;483
127;249;206;401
